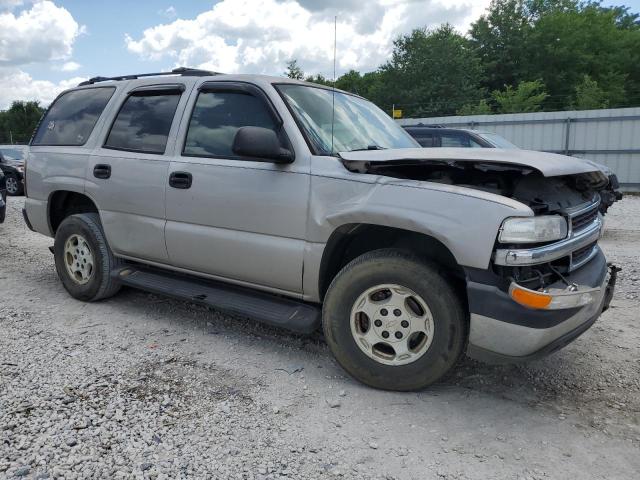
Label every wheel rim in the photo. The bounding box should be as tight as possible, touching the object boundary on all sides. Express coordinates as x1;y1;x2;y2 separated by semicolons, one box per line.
6;176;18;194
350;284;435;366
63;234;95;285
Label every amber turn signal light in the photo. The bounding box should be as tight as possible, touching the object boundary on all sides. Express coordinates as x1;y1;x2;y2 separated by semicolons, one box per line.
509;285;553;309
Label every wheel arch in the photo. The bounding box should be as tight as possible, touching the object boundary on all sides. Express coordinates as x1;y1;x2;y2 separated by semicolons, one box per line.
318;223;467;302
48;190;100;235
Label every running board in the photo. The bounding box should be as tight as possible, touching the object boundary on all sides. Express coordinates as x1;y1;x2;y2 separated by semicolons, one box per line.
114;266;320;334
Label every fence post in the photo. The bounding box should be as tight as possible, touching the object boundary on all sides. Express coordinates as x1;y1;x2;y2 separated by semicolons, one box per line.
564;117;572;155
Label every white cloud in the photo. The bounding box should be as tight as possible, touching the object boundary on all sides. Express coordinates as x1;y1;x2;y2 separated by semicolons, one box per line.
59;61;80;71
0;2;86;109
0;67;84;108
126;0;489;77
158;5;176;18
0;0;27;9
0;0;82;66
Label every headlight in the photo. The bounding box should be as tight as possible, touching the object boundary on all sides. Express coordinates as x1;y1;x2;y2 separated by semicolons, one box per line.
16;166;24;173
498;216;567;243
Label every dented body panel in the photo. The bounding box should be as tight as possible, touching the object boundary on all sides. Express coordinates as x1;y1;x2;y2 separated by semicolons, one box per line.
301;155;532;300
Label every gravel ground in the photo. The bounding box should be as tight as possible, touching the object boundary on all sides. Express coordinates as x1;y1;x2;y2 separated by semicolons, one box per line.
1;195;639;480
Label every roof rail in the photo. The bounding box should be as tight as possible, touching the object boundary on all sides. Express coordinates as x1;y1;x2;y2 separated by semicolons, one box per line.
404;123;445;128
77;67;222;86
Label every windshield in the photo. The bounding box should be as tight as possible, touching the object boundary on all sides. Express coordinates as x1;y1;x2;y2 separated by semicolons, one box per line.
276;84;418;154
477;132;519;149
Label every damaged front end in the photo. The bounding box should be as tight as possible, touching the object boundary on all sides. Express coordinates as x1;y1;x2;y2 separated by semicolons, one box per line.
339;148;618;362
340;148;611;294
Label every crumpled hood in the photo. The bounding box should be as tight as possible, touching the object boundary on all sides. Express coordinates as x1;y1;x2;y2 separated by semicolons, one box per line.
339;147;601;177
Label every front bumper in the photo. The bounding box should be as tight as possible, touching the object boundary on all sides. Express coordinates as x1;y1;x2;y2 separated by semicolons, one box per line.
466;249;617;364
0;191;6;223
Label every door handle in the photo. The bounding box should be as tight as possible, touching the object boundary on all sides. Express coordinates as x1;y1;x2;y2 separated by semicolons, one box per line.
169;171;192;189
93;164;111;179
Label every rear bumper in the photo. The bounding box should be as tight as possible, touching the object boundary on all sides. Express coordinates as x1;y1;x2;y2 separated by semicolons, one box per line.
465;250;616;364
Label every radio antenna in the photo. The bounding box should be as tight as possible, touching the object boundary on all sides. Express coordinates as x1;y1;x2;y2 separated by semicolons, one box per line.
330;15;337;155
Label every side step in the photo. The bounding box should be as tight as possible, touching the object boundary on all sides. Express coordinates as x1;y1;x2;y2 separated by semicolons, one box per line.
114;266;320;334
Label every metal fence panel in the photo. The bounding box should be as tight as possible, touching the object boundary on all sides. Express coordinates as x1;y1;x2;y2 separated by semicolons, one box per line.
399;107;640;188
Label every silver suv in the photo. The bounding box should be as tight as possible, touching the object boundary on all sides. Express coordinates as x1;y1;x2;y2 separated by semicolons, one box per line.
23;68;617;390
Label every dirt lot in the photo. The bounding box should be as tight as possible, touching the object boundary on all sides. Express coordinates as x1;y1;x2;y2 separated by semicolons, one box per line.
1;195;639;480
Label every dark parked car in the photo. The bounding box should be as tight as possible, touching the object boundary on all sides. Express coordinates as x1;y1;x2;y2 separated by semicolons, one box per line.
0;145;27;196
0;170;6;223
403;125;519;149
403;125;622;214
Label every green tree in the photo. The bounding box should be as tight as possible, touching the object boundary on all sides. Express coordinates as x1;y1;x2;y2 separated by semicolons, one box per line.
371;24;485;117
571;75;609;109
470;0;640;111
304;73;331;86
0;101;45;144
469;1;578;93
334;70;381;98
528;4;638;109
492;80;548;112
457;99;493;115
469;0;531;93
284;59;305;80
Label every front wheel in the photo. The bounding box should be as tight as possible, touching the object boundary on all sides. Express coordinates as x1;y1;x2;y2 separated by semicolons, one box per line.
322;249;467;391
5;173;23;196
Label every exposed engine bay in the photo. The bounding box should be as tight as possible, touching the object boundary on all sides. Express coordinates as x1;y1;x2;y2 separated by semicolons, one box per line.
341;157;612;292
342;158;611;214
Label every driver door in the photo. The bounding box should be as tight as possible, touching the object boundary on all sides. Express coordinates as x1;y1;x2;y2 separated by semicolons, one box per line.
164;82;309;294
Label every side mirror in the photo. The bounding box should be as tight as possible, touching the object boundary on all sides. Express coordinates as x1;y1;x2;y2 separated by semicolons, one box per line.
232;126;294;164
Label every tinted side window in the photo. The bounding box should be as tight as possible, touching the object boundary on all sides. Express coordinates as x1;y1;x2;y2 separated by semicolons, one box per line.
183;91;277;158
32;87;115;146
415;134;435;147
469;137;484;148
441;134;469;147
104;92;181;154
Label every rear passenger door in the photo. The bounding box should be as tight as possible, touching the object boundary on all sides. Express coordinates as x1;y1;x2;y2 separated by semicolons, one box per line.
164;82;309;294
86;83;189;263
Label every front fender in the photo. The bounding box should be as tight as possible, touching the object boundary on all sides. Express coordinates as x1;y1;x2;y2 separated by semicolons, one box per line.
308;174;531;270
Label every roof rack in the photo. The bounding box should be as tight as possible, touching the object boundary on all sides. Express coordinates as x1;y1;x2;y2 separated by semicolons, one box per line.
77;67;222;86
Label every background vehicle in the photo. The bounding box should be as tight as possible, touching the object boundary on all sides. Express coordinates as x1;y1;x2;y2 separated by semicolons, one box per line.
0;170;6;223
404;124;622;214
23;69;616;391
403;124;518;149
0;145;27;196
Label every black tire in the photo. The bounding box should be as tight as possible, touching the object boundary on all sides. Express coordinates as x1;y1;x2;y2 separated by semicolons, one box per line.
322;248;467;391
5;173;23;196
54;213;123;301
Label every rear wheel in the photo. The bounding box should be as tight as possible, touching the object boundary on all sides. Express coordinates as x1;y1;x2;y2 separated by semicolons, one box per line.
54;213;122;301
323;249;466;391
5;174;23;196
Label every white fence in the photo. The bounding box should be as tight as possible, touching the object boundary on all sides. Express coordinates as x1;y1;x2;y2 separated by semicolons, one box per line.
398;107;640;189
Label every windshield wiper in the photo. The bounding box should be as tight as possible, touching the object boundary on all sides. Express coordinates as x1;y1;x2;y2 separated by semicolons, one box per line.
349;145;387;152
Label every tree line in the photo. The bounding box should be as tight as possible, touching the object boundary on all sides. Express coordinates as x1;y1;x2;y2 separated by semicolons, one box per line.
0;101;45;145
286;0;639;118
1;0;637;145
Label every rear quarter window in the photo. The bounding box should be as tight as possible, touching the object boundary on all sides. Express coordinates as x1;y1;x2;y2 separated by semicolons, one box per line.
32;87;115;146
104;91;182;154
